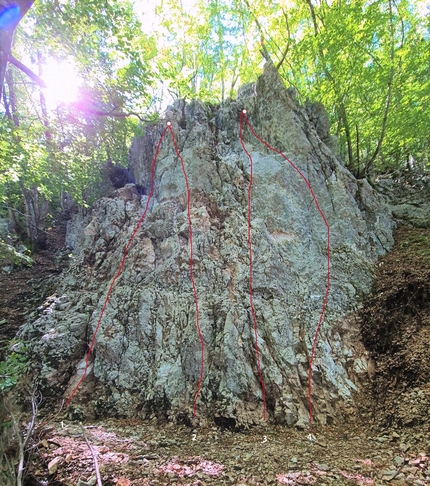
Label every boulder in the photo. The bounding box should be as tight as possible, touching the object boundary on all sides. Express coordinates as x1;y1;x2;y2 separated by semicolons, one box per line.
20;63;394;426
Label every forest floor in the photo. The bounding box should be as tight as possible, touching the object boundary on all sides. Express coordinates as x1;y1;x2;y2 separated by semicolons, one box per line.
24;417;430;486
0;225;66;360
1;225;429;486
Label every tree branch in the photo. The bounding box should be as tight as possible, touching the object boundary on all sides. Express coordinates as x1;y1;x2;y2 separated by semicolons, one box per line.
0;0;36;99
71;101;150;122
365;0;396;175
80;423;103;486
242;0;272;62
276;8;291;70
305;0;320;36
9;388;41;486
9;55;47;88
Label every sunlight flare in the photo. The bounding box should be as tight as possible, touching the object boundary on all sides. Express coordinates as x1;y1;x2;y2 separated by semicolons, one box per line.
42;58;81;106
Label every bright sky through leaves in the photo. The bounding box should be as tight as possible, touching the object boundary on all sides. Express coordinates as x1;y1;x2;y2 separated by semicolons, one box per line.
42;58;81;107
133;0;199;33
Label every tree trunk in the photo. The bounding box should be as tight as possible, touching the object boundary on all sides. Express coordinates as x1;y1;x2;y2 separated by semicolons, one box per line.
4;52;48;250
21;185;48;250
5;68;19;126
0;0;35;99
37;51;52;140
364;0;396;176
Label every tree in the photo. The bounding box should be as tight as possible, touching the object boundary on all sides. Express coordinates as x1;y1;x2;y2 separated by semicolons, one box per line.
1;0;429;251
154;0;258;102
1;0;156;248
0;0;39;99
233;0;429;176
150;0;429;175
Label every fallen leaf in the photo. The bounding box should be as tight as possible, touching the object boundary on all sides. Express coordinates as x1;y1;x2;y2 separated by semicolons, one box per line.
115;478;131;486
48;456;62;474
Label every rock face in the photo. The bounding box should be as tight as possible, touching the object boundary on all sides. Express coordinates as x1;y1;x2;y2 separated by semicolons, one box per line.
20;63;394;426
376;170;430;228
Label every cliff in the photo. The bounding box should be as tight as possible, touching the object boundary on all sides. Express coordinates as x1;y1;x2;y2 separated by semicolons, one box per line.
20;63;394;427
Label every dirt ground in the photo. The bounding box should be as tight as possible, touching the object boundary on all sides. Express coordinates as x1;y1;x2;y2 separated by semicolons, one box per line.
22;417;430;486
1;225;430;486
0;225;66;360
359;226;430;430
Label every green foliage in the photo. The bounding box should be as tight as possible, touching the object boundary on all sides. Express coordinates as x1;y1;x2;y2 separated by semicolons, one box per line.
155;0;260;102
1;0;158;243
0;114;53;200
0;348;29;391
1;0;428;236
151;0;429;175
28;0;156;112
16;0;157;193
0;238;34;269
235;0;430;176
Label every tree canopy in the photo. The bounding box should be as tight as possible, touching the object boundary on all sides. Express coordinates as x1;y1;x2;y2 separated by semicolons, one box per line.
0;0;429;248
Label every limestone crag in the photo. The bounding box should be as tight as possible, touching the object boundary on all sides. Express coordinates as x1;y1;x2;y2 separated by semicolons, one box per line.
376;170;430;228
20;63;394;426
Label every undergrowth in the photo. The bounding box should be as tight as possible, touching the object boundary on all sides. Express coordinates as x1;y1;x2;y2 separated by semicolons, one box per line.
360;225;430;428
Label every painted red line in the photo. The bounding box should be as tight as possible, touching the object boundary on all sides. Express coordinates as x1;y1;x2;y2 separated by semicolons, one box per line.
239;111;268;421
167;126;204;418
66;123;204;417
65;124;169;407
239;110;331;424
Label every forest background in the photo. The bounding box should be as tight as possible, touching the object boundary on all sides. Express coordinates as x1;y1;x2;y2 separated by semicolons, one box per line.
0;0;429;250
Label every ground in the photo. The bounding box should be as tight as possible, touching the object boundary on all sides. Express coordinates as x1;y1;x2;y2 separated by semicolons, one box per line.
1;225;429;485
359;226;430;430
0;225;66;360
24;418;430;486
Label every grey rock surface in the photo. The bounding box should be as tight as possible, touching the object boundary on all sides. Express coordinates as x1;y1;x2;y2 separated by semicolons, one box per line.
20;63;394;426
376;171;430;228
0;218;9;239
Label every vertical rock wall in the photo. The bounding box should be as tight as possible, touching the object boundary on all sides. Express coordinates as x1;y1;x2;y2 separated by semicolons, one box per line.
20;63;394;426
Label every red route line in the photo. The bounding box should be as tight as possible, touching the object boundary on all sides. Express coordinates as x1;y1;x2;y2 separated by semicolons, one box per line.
239;110;331;424
239;112;268;421
66;123;204;417
167;126;205;418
